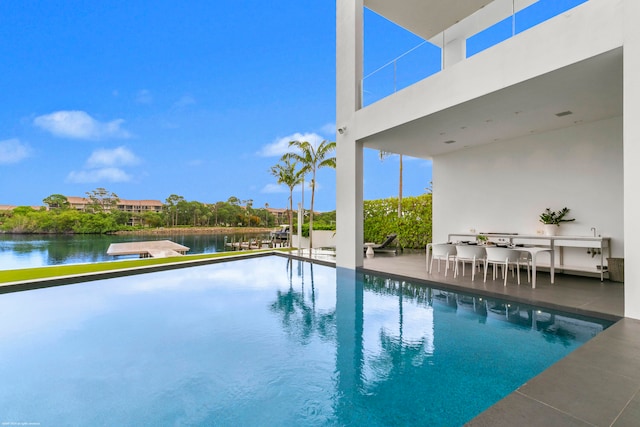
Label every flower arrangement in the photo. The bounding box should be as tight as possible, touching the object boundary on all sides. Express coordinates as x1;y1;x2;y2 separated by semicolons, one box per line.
476;234;488;243
539;207;575;226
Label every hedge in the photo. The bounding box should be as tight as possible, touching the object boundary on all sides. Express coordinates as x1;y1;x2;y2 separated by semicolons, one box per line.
363;194;432;249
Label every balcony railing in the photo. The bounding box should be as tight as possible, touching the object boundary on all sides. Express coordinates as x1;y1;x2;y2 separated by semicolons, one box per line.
361;0;589;108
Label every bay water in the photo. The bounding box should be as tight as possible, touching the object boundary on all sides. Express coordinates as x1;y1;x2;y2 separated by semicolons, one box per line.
0;232;271;270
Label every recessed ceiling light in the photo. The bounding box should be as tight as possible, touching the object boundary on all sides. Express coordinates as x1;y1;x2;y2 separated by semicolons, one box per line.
443;140;456;144
555;110;573;117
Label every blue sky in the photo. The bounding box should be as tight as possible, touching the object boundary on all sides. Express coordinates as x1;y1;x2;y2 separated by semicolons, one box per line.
0;1;582;211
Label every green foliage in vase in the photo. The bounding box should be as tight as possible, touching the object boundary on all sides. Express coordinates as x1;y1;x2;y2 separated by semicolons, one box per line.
539;207;575;225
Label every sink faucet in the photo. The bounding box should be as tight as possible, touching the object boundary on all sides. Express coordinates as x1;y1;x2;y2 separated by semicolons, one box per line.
591;227;597;237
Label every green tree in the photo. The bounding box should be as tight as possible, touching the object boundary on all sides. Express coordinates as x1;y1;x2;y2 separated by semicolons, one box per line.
380;151;403;217
42;194;70;210
85;188;119;213
242;199;253;227
187;200;207;226
270;157;305;247
283;139;336;250
142;210;164;228
164;194;184;226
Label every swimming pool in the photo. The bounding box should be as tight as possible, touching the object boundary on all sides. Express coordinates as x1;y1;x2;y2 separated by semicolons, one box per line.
0;256;611;426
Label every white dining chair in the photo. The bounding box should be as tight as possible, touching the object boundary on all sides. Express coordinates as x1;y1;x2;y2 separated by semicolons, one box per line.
518;251;532;283
429;244;457;276
454;245;486;281
484;247;524;286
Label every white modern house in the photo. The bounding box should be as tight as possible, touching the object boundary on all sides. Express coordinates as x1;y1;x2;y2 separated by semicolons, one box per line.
336;0;640;319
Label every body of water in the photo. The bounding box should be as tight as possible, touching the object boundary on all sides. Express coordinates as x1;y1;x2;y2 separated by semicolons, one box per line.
0;232;270;269
0;256;611;426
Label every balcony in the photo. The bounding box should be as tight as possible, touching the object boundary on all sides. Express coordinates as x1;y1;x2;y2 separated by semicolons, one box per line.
362;0;589;107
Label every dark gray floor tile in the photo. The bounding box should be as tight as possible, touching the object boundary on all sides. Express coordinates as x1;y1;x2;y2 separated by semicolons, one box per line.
518;358;638;426
569;337;640;381
602;318;640;341
466;392;590;427
613;390;640;427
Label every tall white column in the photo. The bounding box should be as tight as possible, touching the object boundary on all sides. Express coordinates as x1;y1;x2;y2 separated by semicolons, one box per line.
624;0;640;319
336;0;364;269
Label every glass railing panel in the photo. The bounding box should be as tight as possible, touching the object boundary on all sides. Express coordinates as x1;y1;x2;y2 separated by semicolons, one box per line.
515;0;588;33
362;64;396;107
467;0;589;58
467;16;513;58
362;42;441;107
395;42;442;90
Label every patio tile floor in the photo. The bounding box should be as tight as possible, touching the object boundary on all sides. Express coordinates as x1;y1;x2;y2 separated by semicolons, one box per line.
359;251;639;427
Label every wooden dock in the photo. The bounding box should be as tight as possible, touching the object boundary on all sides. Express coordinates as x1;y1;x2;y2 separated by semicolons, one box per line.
107;240;190;258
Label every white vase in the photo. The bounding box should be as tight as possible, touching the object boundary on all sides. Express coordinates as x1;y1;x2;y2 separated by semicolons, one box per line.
543;224;558;236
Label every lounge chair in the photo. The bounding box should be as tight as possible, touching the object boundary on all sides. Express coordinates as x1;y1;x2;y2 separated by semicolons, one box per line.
364;233;398;254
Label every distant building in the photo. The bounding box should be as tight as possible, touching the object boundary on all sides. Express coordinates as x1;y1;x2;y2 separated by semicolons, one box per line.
266;207;289;225
64;196;163;226
64;196;163;213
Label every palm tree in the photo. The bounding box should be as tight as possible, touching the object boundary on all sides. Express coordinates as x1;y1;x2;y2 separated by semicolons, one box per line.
284;139;336;250
380;151;403;217
270;157;305;247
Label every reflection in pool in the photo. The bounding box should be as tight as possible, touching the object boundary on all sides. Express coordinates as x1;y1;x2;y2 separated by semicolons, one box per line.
0;256;611;426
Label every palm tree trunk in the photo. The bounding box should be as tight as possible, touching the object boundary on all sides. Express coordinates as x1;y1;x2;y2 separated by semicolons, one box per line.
288;191;294;248
309;173;316;251
398;154;403;218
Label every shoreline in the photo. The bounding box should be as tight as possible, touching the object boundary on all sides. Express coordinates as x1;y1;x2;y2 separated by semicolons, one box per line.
114;227;273;235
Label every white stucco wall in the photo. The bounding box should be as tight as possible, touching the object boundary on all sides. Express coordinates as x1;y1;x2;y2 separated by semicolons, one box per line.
432;116;623;270
624;0;640;319
292;230;337;249
336;0;364;268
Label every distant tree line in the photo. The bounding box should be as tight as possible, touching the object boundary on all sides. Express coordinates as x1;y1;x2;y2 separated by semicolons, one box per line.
0;190;431;248
0;189;286;234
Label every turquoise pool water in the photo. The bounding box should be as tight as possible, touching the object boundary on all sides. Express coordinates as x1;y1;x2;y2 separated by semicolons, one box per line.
0;256;611;426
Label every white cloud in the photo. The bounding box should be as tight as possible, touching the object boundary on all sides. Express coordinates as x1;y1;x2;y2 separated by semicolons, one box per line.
0;138;31;164
86;146;140;168
66;167;132;183
173;95;196;109
321;123;336;136
187;159;203;167
261;183;288;194
135;89;153;104
67;146;140;183
33;110;130;140
258;132;325;157
261;181;313;194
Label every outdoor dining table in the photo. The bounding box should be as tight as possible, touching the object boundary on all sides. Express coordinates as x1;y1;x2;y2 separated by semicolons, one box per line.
510;245;554;289
426;243;554;289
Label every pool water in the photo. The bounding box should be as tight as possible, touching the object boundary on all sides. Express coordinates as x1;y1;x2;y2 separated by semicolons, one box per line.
0;256;611;426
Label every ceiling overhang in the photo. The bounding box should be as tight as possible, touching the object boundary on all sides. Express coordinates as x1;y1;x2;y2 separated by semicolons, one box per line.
360;48;623;158
364;0;493;40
